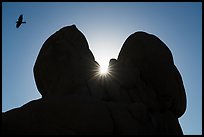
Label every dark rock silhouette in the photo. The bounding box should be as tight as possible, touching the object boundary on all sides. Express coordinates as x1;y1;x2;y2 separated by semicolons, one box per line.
16;14;26;28
117;32;186;118
33;25;96;97
2;25;186;135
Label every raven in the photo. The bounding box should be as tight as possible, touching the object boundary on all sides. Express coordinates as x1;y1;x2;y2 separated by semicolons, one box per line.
16;14;26;28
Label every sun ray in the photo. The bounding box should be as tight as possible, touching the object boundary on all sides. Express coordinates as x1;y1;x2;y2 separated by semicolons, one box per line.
99;64;109;75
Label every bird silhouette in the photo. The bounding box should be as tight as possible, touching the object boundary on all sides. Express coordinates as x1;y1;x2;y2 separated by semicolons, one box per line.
16;14;26;28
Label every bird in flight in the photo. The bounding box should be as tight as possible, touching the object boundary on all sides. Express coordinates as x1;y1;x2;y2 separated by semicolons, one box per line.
16;14;26;28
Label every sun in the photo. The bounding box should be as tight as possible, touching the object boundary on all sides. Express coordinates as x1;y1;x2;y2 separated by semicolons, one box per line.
97;61;110;76
99;65;109;75
91;59;113;80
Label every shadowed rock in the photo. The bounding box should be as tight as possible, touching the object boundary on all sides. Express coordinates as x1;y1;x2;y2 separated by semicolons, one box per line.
33;25;96;97
2;25;186;135
117;32;186;118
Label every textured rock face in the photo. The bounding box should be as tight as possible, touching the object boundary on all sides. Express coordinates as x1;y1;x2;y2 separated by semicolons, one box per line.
2;25;186;135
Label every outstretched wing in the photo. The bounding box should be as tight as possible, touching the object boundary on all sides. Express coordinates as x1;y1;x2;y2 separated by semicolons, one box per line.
18;14;23;22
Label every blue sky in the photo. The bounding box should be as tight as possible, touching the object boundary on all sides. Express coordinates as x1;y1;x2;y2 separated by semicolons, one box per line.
2;2;202;135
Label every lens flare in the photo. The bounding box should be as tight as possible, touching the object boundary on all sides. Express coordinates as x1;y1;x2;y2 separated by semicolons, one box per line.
90;60;115;82
99;65;109;75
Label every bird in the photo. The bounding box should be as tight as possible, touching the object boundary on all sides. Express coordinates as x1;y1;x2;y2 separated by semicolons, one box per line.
16;14;26;28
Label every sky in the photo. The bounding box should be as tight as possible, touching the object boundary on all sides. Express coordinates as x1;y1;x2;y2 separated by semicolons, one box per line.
2;2;202;135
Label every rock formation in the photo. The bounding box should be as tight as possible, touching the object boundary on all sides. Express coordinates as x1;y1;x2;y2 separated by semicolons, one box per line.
33;25;96;97
2;25;186;135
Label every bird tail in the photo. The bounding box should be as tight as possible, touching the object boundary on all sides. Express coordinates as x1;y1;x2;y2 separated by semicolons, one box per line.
22;22;26;23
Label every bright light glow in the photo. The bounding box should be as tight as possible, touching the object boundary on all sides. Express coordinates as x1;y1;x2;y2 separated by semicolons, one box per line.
97;61;109;75
99;65;109;75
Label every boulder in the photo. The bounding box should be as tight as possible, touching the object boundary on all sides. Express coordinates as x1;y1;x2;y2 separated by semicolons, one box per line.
33;25;97;97
2;26;186;135
117;31;186;118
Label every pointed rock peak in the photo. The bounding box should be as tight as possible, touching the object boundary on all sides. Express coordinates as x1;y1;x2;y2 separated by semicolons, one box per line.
33;25;95;97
